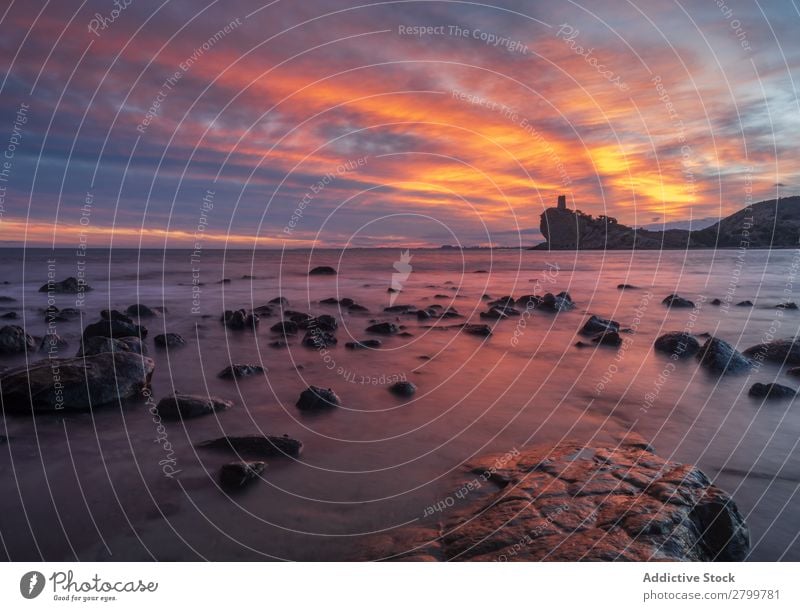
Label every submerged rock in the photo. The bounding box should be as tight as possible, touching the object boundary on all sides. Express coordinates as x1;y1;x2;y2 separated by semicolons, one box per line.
126;303;159;318
156;393;232;419
743;338;800;364
302;329;337;348
218;364;265;379
221;309;259;330
366;322;399;335
654;332;700;358
154;333;186;348
360;440;749;561
0;352;154;412
389;381;417;397
296;386;340;411
663;294;695;308
219;461;265;489
710;298;723;306
539;292;574;312
83;318;147;341
270;321;298;335
101;309;133;323
776;302;799;310
736;300;753;307
309;266;337;276
0;325;36;355
697;337;751;374
38;334;68;353
198;434;303;457
748;382;796;400
463;324;492;337
580;315;619;336
617;283;638;289
76;335;146;357
592;330;622;347
345;339;382;350
38;277;92;294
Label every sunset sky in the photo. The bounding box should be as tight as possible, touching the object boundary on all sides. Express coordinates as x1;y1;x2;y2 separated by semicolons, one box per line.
0;0;797;248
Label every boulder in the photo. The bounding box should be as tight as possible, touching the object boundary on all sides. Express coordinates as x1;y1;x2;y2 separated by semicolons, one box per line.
309;266;337;276
710;298;723;306
748;382;796;400
389;381;417;397
126;303;159;318
348;303;369;312
0;325;36;354
736;300;753;307
38;334;68;353
156;393;232;419
319;297;339;305
302;329;337;348
743;338;800;364
776;302;799;310
697;337;751;374
197;434;303;457
1;312;17;320
345;339;382;350
592;330;622;347
300;315;337;332
0;352;154;412
654;332;700;358
580;315;620;336
221;309;259;330
366;322;399;335
219;461;265;489
359;440;749;561
101;309;133;323
83;318;147;341
539;292;574;312
663;294;695;308
270;321;298;335
268;296;289;306
617;284;638;289
154;333;186;348
76;336;146;357
218;364;265;379
296;386;341;411
38;277;91;294
463;324;492;337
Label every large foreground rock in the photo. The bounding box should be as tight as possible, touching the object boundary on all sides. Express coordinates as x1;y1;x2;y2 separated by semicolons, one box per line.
697;337;751;374
0;352;155;412
361;439;749;561
0;325;36;355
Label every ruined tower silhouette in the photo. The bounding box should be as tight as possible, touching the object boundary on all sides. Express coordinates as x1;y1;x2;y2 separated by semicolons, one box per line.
557;194;566;211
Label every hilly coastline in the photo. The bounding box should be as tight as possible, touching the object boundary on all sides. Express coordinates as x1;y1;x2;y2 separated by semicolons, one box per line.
535;195;800;250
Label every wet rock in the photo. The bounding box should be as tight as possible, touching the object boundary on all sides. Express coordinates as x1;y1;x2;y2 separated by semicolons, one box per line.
776;302;799;310
198;434;303;457
220;461;265;489
488;296;516;308
221;309;259;330
299;314;337;332
748;382;796;400
361;440;750;561
1;312;17;320
416;308;435;320
434;294;450;299
154;333;186;348
253;304;275;315
296;386;341;411
580;315;620;336
539;292;574;312
302;329;337;348
218;364;265;379
309;266;337;276
101;309;133;323
83;318;147;341
38;277;92;294
654;332;700;358
156;393;232;419
366;322;399;335
743;338;800;364
217;278;231;284
339;298;355;307
0;351;154;412
0;296;16;302
348;304;369;312
345;339;382;349
389;381;417;397
736;300;753;307
463;324;492;337
384;304;415;313
270;321;298;335
515;294;542;309
0;325;36;355
126;303;159;318
592;330;622;347
387;287;399;294
574;341;590;348
76;335;146;357
319;297;339;305
480;307;510;320
268;296;288;306
617;284;638;289
710;298;723;306
697;337;752;375
663;294;695;308
440;307;462;319
38;334;68;353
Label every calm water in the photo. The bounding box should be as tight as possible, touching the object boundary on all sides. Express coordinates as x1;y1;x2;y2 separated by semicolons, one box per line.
0;247;799;561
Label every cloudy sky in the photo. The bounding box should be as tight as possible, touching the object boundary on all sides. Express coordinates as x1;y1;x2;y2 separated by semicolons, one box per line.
0;0;797;247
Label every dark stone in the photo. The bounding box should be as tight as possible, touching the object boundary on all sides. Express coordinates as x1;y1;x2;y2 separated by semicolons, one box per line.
776;302;799;310
101;309;133;324
156;393;232;419
38;277;92;294
38;334;68;353
270;321;298;335
617;284;638;289
345;339;381;349
0;325;36;354
154;333;186;348
662;294;695;308
736;300;753;307
126;303;159;318
0;352;155;412
83;318;147;341
539;292;574;312
384;304;415;313
743;338;800;364
297;386;341;411
515;294;542;308
463;324;492;337
221;309;259;330
697;337;752;374
366;322;399;335
1;312;17;319
348;303;369;312
359;440;750;561
748;382;796;399
217;278;231;284
580;315;620;336
76;336;146;357
302;329;337;348
253;304;275;315
268;296;288;306
489;296;515;308
710;298;723;306
319;297;339;305
198;434;303;457
218;364;265;379
389;381;417;397
440;307;462;319
592;330;622;347
654;332;700;358
220;461;265;489
434;294;450;299
0;296;16;302
309;266;337;276
387;287;399;293
300;314;337;332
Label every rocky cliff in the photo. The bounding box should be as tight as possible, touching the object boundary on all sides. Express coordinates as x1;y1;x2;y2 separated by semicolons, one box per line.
536;195;800;250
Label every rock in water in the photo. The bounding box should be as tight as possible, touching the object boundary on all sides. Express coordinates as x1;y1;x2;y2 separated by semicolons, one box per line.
156;393;232;419
38;277;92;293
302;329;337;348
743;338;800;364
296;386;340;411
592;330;622;347
580;315;619;336
0;325;36;354
83;318;147;341
154;333;186;348
662;294;695;308
308;266;337;276
463;324;492;337
218;364;265;379
617;283;638;289
197;434;303;457
76;336;146;357
345;339;382;350
366;322;399;335
219;461;265;489
359;440;749;561
389;381;417;397
697;337;751;374
126;303;159;318
654;332;700;358
0;352;155;412
748;382;796;399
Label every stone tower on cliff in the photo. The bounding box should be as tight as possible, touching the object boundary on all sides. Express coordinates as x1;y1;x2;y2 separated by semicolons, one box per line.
557;194;566;211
